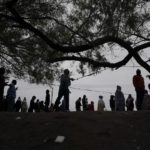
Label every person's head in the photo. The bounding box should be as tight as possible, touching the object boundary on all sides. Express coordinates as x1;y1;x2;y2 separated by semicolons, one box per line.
23;97;26;101
46;89;49;94
83;95;86;99
64;69;69;75
128;94;132;98
136;69;141;76
110;95;114;100
32;96;36;101
36;99;39;102
0;67;5;75
99;95;103;99
78;97;81;101
91;101;94;104
117;85;121;91
12;80;17;85
18;97;21;101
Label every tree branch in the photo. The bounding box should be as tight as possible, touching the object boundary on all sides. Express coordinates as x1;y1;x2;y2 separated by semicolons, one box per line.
6;4;134;53
49;54;132;69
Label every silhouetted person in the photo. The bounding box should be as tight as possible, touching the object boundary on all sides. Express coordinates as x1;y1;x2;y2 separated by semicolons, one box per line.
97;96;105;111
146;75;150;91
54;69;74;111
0;67;8;111
109;95;115;111
75;97;82;111
115;85;125;111
126;94;134;111
7;80;17;112
88;101;94;111
39;101;45;112
82;95;88;111
15;97;22;112
35;99;40;112
142;90;150;110
28;96;36;112
45;89;50;112
21;97;28;112
133;69;145;110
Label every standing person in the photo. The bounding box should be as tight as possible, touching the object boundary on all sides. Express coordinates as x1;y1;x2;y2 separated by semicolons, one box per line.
126;94;134;111
109;95;115;111
0;67;8;111
7;80;17;112
82;95;88;111
45;89;50;112
54;69;74;111
34;99;40;112
15;97;22;112
75;97;82;111
115;85;125;111
88;101;94;111
39;101;45;112
97;96;105;111
146;75;150;91
21;97;28;112
142;90;150;110
133;69;145;110
28;96;36;112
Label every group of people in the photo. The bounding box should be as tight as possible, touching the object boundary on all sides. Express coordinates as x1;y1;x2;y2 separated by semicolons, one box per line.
75;95;94;111
109;69;150;111
0;67;150;112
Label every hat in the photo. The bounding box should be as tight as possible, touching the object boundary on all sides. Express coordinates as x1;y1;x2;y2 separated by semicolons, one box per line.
99;95;103;99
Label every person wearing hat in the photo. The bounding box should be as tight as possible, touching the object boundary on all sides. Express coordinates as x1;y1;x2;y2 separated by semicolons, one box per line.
97;95;105;111
133;69;145;110
54;69;74;111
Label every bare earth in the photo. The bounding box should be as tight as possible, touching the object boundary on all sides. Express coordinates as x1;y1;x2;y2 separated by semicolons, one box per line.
0;111;150;150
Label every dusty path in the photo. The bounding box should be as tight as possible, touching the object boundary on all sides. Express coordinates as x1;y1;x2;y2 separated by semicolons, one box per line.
0;111;150;150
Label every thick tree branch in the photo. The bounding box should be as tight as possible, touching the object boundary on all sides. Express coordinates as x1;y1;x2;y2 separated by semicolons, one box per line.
49;54;132;69
6;4;134;53
134;42;150;52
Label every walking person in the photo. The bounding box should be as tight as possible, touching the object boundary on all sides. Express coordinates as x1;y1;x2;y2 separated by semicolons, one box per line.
21;97;28;112
133;69;145;110
45;89;50;112
97;95;105;111
109;95;115;111
126;94;134;111
75;97;82;111
115;85;125;111
54;69;74;111
7;80;17;112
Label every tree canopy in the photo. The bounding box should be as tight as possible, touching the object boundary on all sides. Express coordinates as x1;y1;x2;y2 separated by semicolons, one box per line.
0;0;150;83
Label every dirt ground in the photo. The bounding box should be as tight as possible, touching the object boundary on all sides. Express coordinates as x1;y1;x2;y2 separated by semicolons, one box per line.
0;111;150;150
